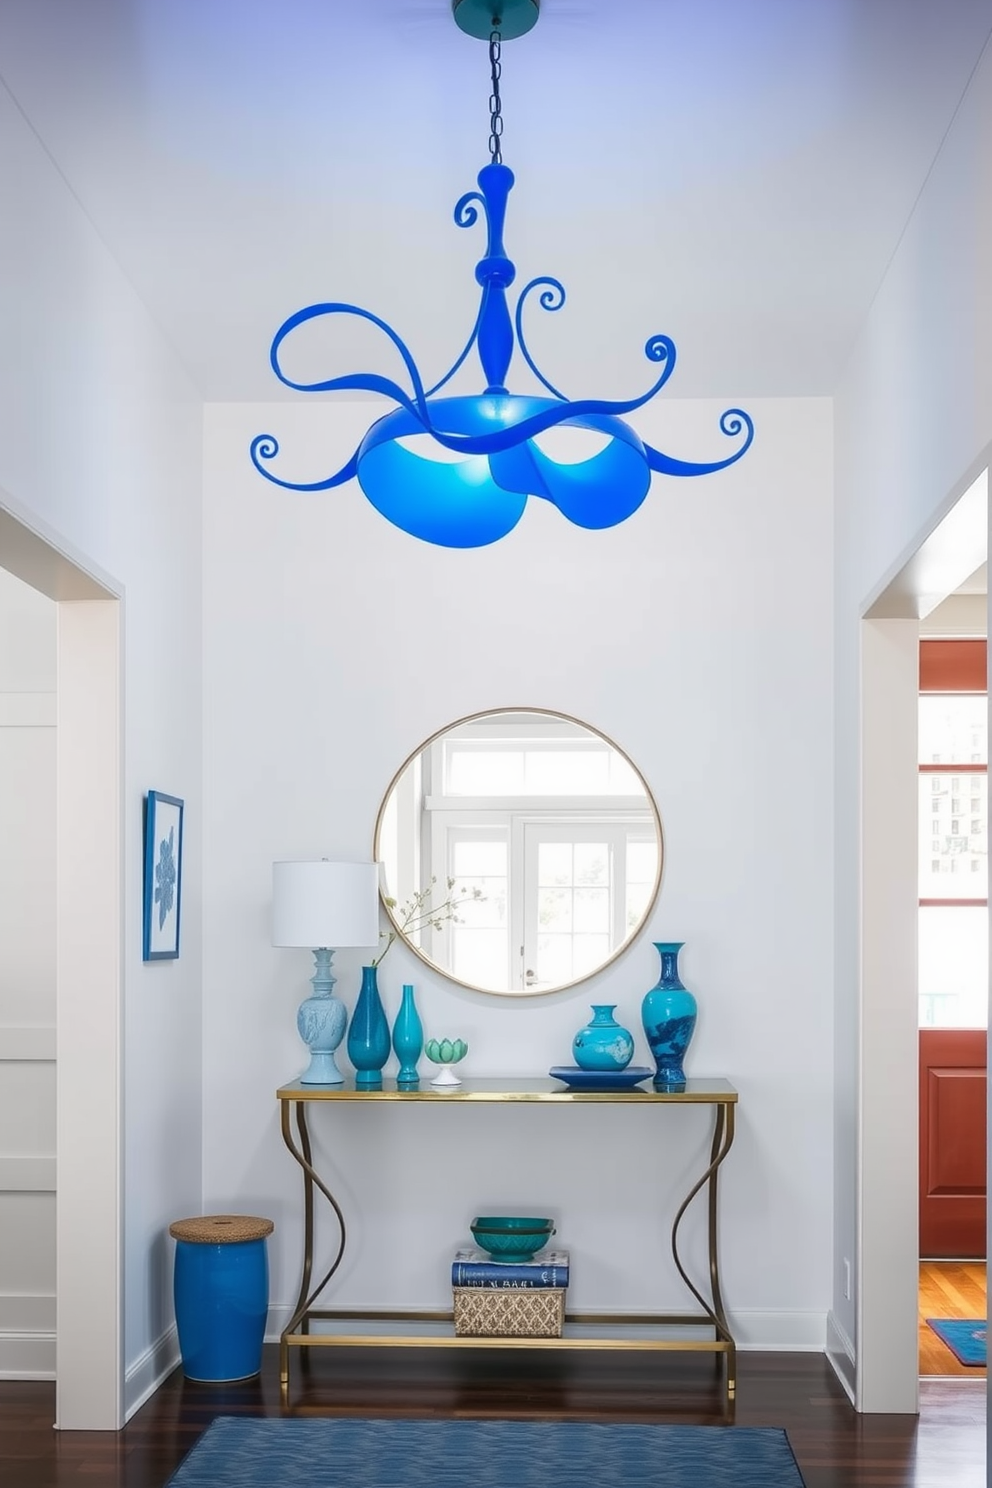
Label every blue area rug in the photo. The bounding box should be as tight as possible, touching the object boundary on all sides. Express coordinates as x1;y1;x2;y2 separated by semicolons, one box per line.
926;1317;987;1366
165;1417;807;1487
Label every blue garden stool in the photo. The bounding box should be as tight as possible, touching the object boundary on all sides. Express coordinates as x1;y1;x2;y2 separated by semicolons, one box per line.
169;1214;274;1382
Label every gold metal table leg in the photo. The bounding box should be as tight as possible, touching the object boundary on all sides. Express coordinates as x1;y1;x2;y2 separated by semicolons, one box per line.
670;1101;737;1403
279;1098;349;1404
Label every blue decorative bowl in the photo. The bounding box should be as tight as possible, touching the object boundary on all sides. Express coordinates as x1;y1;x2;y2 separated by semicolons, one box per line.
470;1215;555;1263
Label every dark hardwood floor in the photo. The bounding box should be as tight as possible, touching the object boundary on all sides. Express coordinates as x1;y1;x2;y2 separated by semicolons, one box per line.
2;1347;985;1488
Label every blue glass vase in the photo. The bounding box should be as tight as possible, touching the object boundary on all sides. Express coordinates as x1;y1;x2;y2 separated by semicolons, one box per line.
641;941;697;1089
571;1004;635;1071
391;983;423;1086
347;965;391;1089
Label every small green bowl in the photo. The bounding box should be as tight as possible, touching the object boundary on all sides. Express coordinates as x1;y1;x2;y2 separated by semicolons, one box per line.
425;1037;468;1065
470;1215;555;1262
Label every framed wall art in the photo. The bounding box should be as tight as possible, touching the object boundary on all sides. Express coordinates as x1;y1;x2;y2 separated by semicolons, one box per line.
143;790;184;961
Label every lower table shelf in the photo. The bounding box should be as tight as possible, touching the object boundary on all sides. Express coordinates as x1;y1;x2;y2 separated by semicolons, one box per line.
284;1307;736;1349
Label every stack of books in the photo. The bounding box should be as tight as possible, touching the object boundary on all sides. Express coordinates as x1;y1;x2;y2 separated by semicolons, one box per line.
451;1248;570;1337
450;1248;570;1289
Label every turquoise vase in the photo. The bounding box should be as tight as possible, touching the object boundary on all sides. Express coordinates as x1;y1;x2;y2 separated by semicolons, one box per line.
346;966;391;1089
391;983;423;1086
641;941;697;1089
571;1004;635;1071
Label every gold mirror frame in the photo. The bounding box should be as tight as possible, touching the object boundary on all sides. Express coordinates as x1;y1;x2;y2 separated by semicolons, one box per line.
372;706;663;997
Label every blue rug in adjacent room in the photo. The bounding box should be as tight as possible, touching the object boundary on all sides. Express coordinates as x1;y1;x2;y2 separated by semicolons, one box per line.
165;1416;807;1488
926;1317;987;1366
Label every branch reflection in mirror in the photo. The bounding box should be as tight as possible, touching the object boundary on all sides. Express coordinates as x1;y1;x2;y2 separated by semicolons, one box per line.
373;708;663;996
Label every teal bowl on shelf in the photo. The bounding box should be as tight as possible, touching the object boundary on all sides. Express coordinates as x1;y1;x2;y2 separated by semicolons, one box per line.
470;1215;555;1263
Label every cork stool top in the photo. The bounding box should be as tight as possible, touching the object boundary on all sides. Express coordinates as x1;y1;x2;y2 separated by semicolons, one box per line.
169;1214;274;1244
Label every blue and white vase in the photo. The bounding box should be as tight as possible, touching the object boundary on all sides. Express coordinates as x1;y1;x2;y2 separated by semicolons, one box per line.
641;941;697;1089
391;982;423;1086
571;1004;635;1071
346;965;391;1089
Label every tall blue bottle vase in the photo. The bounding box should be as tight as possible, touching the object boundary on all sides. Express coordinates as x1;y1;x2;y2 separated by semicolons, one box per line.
641;941;697;1090
346;965;391;1089
392;983;424;1086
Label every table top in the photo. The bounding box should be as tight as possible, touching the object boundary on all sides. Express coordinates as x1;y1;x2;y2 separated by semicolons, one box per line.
277;1076;737;1104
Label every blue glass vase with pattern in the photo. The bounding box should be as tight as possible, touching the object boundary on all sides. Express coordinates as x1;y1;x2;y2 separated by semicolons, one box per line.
641;941;697;1090
571;1004;635;1071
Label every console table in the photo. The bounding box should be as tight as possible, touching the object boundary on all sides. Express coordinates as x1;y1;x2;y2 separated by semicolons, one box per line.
275;1076;738;1407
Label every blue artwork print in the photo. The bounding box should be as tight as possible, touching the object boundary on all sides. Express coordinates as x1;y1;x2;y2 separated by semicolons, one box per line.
143;791;183;961
155;826;176;929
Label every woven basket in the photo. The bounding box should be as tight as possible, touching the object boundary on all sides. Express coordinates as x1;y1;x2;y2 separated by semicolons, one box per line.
452;1287;565;1338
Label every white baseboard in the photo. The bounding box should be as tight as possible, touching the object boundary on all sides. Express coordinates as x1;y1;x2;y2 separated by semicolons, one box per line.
826;1310;856;1403
729;1309;826;1351
124;1324;180;1423
265;1302;292;1341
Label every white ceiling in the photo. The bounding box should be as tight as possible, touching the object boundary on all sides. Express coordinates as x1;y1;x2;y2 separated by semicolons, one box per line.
2;0;991;402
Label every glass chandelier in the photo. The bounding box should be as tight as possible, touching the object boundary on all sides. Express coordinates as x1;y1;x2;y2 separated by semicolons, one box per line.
251;0;753;548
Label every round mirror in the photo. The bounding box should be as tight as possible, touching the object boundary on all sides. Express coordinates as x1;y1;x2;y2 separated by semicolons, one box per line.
373;708;663;996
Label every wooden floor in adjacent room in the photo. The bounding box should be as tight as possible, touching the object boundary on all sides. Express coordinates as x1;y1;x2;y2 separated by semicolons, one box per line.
1;1345;985;1488
919;1259;987;1377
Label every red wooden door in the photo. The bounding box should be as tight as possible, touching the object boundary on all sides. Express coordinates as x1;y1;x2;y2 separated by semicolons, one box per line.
919;1028;987;1258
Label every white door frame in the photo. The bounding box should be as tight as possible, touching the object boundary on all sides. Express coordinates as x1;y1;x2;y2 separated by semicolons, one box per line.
0;496;124;1429
857;617;921;1411
856;463;989;1413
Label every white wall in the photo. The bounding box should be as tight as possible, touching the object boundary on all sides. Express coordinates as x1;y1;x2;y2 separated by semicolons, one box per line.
0;569;56;1377
833;36;992;1411
202;394;834;1349
13;0;991;1412
0;79;203;1422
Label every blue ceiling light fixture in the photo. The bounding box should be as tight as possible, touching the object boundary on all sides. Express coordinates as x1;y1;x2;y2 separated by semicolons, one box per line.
250;0;754;549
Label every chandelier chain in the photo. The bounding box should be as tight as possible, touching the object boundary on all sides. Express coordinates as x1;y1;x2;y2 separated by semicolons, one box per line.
488;28;503;164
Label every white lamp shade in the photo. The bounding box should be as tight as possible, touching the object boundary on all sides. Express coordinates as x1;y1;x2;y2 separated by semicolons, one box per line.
271;860;380;949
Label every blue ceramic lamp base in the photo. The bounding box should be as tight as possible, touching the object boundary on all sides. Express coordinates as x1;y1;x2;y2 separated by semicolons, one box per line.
297;948;347;1085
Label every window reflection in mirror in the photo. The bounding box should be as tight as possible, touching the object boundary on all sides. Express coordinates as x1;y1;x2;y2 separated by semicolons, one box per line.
374;709;663;995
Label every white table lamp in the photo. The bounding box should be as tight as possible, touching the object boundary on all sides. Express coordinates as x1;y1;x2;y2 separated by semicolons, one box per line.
272;860;380;1084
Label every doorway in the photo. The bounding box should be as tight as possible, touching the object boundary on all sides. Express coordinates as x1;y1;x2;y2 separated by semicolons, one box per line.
915;633;988;1380
917;635;987;1264
0;570;56;1378
0;498;124;1428
858;463;989;1412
